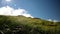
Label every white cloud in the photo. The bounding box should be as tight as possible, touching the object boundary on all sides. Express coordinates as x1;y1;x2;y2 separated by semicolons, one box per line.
0;6;34;18
48;19;52;21
53;20;59;22
5;0;11;2
47;19;59;22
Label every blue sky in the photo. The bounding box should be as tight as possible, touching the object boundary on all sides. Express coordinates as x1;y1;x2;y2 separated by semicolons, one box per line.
0;0;60;21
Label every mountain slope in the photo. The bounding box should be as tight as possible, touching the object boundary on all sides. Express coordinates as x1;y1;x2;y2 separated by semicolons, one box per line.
0;15;60;34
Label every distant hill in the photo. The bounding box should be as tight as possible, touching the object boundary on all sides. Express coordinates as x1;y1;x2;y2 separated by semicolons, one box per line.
0;15;60;34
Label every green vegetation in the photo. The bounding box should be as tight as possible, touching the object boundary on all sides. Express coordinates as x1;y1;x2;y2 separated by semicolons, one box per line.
0;15;60;34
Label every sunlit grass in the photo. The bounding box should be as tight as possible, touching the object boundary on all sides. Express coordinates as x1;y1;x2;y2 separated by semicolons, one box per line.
0;15;60;34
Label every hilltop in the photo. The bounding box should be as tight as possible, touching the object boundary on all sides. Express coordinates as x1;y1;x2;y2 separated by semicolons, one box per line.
0;15;60;34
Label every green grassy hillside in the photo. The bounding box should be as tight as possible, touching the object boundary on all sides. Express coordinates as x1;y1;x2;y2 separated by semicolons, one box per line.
0;15;60;34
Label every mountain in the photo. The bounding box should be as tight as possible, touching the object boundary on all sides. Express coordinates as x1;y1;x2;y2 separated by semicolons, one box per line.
0;15;60;34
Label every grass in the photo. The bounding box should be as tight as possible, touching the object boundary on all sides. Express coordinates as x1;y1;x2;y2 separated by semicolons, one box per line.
0;15;60;34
